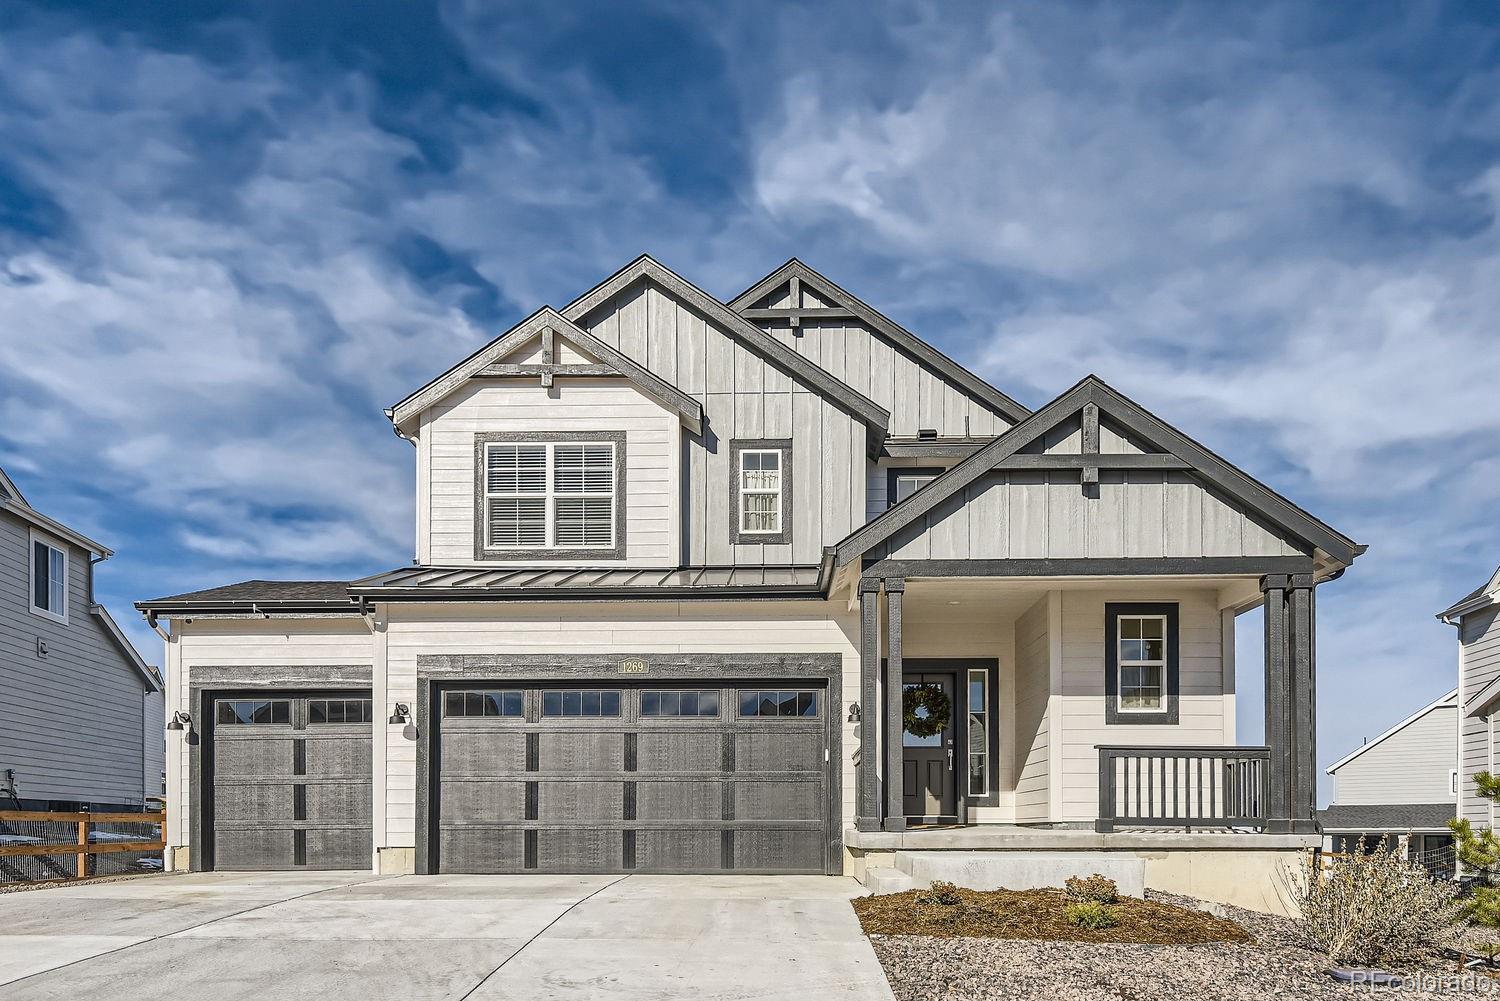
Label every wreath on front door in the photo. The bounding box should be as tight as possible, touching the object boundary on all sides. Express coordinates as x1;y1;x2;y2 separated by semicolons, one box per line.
903;683;952;739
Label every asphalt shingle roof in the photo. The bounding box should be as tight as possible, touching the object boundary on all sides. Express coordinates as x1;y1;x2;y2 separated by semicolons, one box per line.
1317;803;1455;833
137;580;354;607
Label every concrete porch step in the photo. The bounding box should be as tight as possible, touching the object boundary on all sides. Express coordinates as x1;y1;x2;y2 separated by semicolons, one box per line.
861;867;917;895
891;850;1146;897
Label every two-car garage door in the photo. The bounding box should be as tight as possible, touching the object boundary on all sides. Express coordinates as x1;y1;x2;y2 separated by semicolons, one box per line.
432;682;832;874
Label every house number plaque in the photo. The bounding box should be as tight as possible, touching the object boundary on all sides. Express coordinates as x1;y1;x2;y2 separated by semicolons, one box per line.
617;658;648;675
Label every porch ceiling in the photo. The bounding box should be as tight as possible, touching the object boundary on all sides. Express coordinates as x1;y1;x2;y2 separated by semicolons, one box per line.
895;576;1251;619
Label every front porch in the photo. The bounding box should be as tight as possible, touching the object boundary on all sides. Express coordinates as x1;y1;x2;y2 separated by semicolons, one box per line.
849;563;1322;841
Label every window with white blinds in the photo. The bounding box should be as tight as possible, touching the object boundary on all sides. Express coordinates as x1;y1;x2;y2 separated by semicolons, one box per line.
484;441;616;550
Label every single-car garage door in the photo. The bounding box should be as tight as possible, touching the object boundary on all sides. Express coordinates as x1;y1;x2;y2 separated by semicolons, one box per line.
207;693;373;870
433;683;831;874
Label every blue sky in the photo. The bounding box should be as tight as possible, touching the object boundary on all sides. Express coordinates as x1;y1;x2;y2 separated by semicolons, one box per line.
2;1;1498;801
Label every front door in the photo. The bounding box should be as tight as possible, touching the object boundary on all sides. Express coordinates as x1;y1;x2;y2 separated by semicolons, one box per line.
902;672;956;819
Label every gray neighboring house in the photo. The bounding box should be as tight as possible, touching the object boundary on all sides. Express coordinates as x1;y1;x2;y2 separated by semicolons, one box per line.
1319;689;1457;869
0;464;164;811
1442;568;1500;838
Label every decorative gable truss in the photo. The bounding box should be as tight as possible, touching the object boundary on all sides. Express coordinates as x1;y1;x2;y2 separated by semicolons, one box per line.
730;259;1031;437
833;375;1364;575
389;306;704;435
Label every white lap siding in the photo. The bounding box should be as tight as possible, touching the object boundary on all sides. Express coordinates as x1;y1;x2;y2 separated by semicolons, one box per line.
1057;586;1228;823
381;600;861;853
1461;606;1500;827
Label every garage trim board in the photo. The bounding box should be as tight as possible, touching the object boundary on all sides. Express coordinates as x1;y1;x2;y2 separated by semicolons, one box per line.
415;653;843;876
188;666;373;873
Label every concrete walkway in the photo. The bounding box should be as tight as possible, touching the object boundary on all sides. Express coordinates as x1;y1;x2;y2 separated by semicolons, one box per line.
0;870;894;1000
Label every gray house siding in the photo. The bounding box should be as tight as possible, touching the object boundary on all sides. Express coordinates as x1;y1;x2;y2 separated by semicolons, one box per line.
1331;703;1455;807
1461;606;1500;826
580;280;867;565
0;508;157;807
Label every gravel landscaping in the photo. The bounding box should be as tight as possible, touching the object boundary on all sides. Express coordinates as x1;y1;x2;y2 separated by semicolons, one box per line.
865;891;1500;1000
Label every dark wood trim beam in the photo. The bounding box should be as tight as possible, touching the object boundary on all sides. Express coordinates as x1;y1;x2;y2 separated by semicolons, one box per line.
478;363;624;378
882;440;988;459
856;578;882;831
883;578;906;833
994;454;1190;471
740;308;859;322
865;556;1316;579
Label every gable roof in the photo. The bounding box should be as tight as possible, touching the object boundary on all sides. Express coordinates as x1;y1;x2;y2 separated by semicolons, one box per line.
560;255;890;451
1438;566;1500;621
1317;803;1454;833
389;306;704;433
0;465;27;506
833;374;1365;570
1325;688;1457;774
90;603;163;692
729;259;1032;426
0;481;113;558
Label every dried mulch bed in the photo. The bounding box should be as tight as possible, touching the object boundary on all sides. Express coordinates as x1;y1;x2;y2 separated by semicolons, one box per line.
853;883;1250;945
863;890;1498;1000
0;871;168;895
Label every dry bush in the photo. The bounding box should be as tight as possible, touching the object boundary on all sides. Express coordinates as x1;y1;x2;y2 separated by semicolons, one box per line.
921;881;962;906
1286;847;1463;968
1064;874;1120;905
1066;900;1119;929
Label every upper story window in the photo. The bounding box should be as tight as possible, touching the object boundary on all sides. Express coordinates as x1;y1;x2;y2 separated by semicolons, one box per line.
475;432;626;560
729;439;792;545
1104;602;1180;725
30;534;67;622
887;468;942;509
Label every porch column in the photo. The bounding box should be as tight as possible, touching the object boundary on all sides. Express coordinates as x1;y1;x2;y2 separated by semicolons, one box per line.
883;578;906;832
1262;573;1319;834
856;577;882;832
1287;574;1318;832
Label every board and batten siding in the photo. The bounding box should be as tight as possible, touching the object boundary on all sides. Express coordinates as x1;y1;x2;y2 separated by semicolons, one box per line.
1461;606;1500;827
878;470;1308;562
165;617;373;854
579;281;866;565
1331;703;1456;807
751;282;1013;439
382;600;862;851
420;378;680;566
0;510;155;807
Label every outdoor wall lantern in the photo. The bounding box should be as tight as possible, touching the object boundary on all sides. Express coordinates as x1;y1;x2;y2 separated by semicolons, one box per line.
388;703;411;725
166;711;192;732
847;702;861;723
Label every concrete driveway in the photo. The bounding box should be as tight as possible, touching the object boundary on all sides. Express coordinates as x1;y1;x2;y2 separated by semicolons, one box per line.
0;870;894;1000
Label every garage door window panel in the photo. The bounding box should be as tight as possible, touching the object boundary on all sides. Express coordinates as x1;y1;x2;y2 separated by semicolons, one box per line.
217;700;291;725
444;690;524;718
542;689;622;717
641;690;720;717
738;690;818;718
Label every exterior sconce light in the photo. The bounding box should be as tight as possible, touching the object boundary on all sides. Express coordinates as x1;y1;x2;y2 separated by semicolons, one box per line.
166;711;192;732
847;703;861;723
388;703;411;725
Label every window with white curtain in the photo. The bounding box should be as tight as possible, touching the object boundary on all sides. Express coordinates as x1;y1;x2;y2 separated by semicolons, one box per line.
484;440;616;551
738;449;782;534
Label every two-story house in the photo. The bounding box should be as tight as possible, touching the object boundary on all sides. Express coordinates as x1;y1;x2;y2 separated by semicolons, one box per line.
1442;568;1500;841
138;256;1362;912
0;464;164;813
1319;689;1457;870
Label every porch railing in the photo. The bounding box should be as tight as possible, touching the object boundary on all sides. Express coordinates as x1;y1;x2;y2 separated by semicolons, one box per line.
1095;745;1270;832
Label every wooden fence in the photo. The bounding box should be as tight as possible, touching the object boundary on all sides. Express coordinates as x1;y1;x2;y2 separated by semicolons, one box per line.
0;809;165;881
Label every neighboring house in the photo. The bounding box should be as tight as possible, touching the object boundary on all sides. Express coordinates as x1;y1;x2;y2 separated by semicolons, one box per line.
1441;568;1500;840
138;256;1362;913
0;464;164;811
1319;690;1456;871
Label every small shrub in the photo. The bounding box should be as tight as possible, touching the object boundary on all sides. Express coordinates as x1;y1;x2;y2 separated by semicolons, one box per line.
1287;846;1464;968
921;880;962;906
1065;874;1120;905
1066;900;1119;929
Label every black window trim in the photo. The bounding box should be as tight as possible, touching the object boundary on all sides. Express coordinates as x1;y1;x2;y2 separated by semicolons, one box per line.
639;689;722;718
1104;602;1180;725
541;688;623;718
729;439;792;546
885;466;944;510
737;689;820;718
